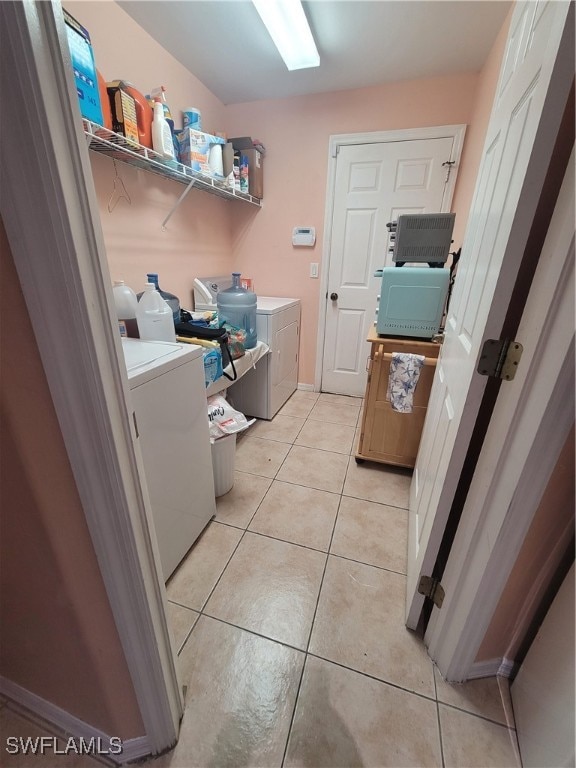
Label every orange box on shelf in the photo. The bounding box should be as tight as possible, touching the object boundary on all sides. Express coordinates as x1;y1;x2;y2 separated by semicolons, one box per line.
107;84;139;145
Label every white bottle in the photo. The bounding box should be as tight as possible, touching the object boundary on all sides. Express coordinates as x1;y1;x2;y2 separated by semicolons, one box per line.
136;283;176;342
112;280;139;338
152;101;175;160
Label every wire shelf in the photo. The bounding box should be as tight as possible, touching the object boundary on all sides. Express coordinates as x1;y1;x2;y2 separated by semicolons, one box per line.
82;119;262;208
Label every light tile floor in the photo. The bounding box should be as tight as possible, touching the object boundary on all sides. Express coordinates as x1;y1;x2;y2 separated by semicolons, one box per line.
0;391;521;768
159;390;522;768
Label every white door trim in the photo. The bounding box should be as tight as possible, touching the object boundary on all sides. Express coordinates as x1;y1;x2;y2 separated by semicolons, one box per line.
0;1;181;753
425;148;575;681
315;124;466;392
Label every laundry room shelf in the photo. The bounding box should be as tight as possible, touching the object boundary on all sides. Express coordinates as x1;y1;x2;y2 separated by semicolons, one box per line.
82;119;262;208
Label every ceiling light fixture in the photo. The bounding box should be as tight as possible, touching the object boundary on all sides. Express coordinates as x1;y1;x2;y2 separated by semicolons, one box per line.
252;0;320;71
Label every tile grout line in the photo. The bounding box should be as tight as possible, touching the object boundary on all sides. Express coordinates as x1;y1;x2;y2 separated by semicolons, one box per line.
433;664;446;768
200;613;307;655
215;523;409;579
326;550;408;578
172;599;519;730
242;433;356;456
237;428;412;510
176;469;283;656
305;651;439;704
280;491;345;768
436;700;522;731
215;467;410;512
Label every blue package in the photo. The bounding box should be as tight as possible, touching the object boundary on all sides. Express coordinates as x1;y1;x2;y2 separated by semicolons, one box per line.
203;348;222;387
64;10;104;126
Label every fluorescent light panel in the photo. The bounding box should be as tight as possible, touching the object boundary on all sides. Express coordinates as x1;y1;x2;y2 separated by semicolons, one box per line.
252;0;320;70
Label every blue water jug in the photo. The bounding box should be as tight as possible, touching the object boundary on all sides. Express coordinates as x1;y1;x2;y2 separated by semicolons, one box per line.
217;273;257;349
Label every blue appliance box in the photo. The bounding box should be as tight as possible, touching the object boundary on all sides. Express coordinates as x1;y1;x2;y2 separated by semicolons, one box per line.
64;10;104;126
375;267;449;339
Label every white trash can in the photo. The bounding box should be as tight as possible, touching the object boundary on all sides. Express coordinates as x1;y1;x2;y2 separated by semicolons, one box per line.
211;433;237;497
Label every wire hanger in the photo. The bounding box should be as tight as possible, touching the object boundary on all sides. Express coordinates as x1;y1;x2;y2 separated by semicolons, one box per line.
107;159;131;213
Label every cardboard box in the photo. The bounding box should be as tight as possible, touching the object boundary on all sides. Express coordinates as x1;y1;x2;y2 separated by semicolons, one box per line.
64;10;103;126
228;138;264;197
229;137;254;151
241;148;263;199
177;128;226;177
107;85;139;145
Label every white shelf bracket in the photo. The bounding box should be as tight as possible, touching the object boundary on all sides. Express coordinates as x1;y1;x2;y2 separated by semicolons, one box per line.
161;178;197;230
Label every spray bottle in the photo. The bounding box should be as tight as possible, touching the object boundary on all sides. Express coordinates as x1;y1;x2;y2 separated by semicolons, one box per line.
147;86;180;158
151;98;175;159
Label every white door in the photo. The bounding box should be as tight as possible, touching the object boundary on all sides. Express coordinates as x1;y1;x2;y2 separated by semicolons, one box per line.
511;563;575;768
425;147;574;680
406;0;573;629
322;134;459;397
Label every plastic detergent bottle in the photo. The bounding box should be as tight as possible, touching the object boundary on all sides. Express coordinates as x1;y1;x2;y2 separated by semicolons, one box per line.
138;273;180;325
112;280;139;338
152;100;175;160
136;283;176;342
217;273;257;349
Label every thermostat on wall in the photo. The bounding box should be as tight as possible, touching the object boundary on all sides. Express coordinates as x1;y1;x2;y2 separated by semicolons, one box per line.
292;227;316;247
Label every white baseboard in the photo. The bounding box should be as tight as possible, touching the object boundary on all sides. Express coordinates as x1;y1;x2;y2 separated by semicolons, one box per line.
297;383;316;392
467;657;517;679
0;677;152;765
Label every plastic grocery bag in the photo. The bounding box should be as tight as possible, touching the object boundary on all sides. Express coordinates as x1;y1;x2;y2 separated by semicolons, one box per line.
207;395;255;440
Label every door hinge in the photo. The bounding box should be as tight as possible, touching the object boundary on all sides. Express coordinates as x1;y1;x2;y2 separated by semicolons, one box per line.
418;575;445;608
442;160;456;183
132;411;139;438
477;339;523;381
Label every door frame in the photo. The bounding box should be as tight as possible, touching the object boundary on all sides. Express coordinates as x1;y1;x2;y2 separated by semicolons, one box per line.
0;1;181;756
315;124;466;393
425;147;574;681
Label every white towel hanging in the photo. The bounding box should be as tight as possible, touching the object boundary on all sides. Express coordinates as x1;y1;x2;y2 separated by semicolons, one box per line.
387;352;425;413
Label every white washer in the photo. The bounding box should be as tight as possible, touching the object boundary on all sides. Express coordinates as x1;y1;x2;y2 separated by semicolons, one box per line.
122;338;216;581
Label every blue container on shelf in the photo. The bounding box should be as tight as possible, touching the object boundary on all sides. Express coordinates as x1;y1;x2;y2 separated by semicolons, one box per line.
63;10;104;126
216;273;257;349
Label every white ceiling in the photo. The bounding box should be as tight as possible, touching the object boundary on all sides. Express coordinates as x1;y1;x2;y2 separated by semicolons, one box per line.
118;0;512;105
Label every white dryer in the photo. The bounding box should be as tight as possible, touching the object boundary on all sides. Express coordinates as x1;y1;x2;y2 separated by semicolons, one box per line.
122;338;216;581
229;297;300;420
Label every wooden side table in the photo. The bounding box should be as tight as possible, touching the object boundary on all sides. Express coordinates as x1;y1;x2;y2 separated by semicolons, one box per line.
356;329;441;468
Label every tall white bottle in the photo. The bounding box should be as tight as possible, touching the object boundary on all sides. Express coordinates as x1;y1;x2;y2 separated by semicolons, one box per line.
152;101;175;160
136;283;176;342
112;280;139;338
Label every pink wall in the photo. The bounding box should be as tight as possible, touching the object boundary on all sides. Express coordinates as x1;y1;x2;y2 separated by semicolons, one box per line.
0;218;144;738
66;1;511;386
65;1;235;308
226;76;478;383
225;4;512;385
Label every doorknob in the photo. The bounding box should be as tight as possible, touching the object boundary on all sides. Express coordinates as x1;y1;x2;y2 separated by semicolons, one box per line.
330;292;338;301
